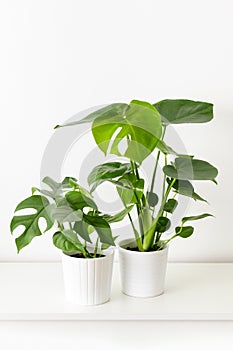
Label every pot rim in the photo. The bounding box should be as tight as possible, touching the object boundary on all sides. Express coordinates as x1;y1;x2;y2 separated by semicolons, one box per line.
62;247;114;261
118;238;168;255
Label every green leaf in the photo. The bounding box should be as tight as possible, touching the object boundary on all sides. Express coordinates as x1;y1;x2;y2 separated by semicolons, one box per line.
163;158;218;181
147;192;159;207
55;103;128;128
84;215;115;246
163;199;178;213
10;195;54;252
50;206;83;223
175;226;194;238
116;173;144;205
38;176;78;201
156;140;193;158
156;216;171;233
101;235;118;251
92;100;162;163
88;162;131;191
61;177;79;189
167;178;207;202
154;99;213;124
102;205;133;223
43;177;61;191
53;230;86;254
192;192;208;202
182;213;213;224
73;220;92;243
130;99;157;111
31;187;39;195
65;191;97;210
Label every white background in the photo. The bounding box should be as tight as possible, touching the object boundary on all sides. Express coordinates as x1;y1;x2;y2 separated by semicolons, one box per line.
0;0;233;262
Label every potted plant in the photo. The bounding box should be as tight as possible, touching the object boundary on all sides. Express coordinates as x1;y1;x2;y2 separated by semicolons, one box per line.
57;99;218;298
10;176;129;305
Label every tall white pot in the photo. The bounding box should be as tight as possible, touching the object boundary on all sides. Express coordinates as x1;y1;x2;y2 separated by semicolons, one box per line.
118;239;168;298
62;249;114;305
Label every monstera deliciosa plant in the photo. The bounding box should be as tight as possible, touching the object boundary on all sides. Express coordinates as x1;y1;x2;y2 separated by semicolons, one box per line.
10;176;129;257
56;99;218;253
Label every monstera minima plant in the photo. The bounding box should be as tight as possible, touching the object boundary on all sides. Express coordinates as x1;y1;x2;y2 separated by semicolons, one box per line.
10;176;119;256
10;176;130;305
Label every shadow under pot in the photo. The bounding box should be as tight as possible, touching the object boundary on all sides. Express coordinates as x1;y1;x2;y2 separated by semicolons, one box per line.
118;239;168;298
62;248;114;306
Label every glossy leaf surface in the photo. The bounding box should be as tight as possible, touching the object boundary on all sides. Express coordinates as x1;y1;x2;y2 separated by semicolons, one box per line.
10;195;54;252
154;99;213;124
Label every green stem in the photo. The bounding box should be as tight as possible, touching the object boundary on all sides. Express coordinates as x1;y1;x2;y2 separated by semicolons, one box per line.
152;154;167;217
161;178;176;213
150;150;160;194
126;135;145;245
149;125;167;194
142;178;176;251
58;222;64;231
162;155;167;199
129;160;144;241
94;237;99;258
68;222;90;258
155;232;161;243
127;213;143;251
159;225;183;250
158;154;167;218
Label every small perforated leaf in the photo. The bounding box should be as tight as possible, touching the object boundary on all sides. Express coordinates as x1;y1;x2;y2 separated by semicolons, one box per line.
10;195;54;252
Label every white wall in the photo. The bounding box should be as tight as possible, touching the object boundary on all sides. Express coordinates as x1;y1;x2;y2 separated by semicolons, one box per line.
0;0;232;262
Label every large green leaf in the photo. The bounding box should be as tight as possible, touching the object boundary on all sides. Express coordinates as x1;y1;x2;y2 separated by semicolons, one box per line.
92;100;162;163
54;103;128;128
163;158;218;181
88;162;131;191
154;99;213;124
56;100;162;163
167;178;207;202
84;214;115;246
10;195;54;252
53;229;86;254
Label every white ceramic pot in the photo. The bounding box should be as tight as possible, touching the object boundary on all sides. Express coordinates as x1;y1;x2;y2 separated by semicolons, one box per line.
62;248;114;305
118;239;168;298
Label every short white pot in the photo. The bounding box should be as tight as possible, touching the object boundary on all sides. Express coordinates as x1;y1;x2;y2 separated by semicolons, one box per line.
118;239;168;298
62;248;114;305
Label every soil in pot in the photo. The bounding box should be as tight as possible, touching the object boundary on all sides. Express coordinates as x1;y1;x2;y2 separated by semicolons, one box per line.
69;252;104;258
125;245;166;253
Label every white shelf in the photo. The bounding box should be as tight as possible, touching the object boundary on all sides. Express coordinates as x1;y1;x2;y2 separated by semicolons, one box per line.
0;262;233;321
